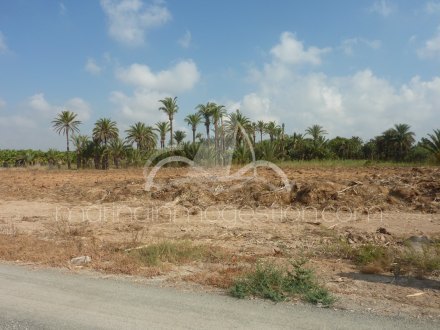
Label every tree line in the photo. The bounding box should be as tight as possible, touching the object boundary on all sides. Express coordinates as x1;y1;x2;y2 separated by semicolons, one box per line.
1;96;439;168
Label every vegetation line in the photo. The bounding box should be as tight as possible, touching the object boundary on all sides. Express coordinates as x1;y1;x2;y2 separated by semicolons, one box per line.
1;97;439;168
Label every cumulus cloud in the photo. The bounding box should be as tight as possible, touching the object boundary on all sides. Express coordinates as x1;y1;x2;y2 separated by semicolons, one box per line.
235;33;440;139
425;1;440;14
270;32;331;66
178;30;192;48
28;93;53;113
64;98;92;121
417;27;440;59
0;94;92;149
341;38;382;56
85;58;103;75
116;60;200;94
369;0;396;17
100;0;171;46
0;31;9;53
28;93;91;121
111;59;200;123
110;89;168;122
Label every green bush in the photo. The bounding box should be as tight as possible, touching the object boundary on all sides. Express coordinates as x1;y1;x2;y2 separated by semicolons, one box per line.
230;260;334;306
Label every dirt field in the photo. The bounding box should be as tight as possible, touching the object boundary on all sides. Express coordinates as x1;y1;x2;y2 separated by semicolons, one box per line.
0;166;439;319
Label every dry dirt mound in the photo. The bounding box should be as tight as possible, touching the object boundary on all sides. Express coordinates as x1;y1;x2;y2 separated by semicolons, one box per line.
0;167;438;213
148;167;440;213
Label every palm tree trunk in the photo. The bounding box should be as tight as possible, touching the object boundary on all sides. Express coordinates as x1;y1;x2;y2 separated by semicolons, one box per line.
102;138;108;170
66;130;71;169
221;117;225;153
192;128;196;144
76;151;81;170
260;130;263;143
169;118;173;148
214;121;218;151
205;123;210;144
214;121;218;165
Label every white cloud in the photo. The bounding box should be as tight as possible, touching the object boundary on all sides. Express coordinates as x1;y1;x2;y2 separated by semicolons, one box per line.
29;93;53;113
0;115;36;129
0;98;6;109
28;93;91;121
116;60;200;94
178;30;192;48
110;89;168;122
0;31;8;53
0;94;91;149
100;0;171;46
111;59;200;123
235;33;440;139
240;93;277;123
270;32;331;66
341;38;381;56
64;98;92;121
417;27;440;59
369;0;396;17
85;58;103;75
59;2;67;15
425;1;440;14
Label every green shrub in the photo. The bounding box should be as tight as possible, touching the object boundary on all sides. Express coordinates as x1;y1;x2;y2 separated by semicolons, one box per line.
230;260;334;306
354;244;388;266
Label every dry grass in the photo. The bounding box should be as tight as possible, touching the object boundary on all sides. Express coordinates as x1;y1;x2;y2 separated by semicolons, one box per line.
0;234;156;276
184;265;250;289
128;240;230;266
320;237;440;277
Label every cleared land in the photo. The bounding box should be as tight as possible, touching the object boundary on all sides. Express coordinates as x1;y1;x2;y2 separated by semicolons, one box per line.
0;166;439;319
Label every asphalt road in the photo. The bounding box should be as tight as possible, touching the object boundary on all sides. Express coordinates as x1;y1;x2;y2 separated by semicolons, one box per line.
0;263;436;329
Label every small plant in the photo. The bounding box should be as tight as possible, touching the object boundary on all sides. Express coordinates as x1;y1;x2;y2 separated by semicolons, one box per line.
396;243;440;278
230;259;334;306
128;240;225;266
354;244;389;266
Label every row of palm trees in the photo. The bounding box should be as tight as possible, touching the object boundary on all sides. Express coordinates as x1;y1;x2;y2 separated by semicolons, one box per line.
50;96;440;169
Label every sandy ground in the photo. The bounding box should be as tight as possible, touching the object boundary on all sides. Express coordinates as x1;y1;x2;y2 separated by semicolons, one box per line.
0;166;439;319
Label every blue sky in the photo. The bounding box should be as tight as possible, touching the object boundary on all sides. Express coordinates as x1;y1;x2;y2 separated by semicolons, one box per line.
0;0;439;149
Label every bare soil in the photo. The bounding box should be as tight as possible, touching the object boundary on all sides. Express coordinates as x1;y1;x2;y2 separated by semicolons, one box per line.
0;166;439;319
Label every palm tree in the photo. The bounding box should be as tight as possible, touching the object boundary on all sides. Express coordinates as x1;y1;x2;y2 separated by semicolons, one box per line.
250;122;257;145
71;134;89;169
155;121;170;149
107;138;127;169
226;110;251;146
257;120;266;143
305;124;327;142
196;102;214;143
51;110;81;169
422;129;440;163
173;130;187;146
159;97;178;147
392;123;415;161
125;122;157;150
184;113;202;143
265;121;279;143
211;104;226;151
93;118;119;169
46;148;58;167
